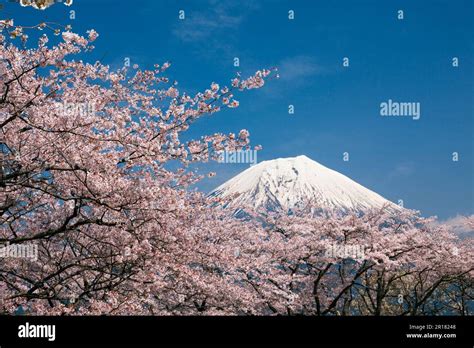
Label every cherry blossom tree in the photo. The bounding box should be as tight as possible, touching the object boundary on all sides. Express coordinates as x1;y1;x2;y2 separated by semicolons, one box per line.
16;0;73;11
242;207;473;315
0;20;471;316
0;22;274;315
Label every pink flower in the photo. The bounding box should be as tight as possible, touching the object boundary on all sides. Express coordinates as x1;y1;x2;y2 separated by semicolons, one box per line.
86;29;99;42
62;31;87;46
228;100;239;108
211;82;219;92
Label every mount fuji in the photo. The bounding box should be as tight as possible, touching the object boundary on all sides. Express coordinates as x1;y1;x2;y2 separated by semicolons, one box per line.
210;155;401;214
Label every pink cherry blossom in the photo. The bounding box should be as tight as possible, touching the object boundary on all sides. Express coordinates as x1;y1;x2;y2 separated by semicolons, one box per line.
0;24;471;316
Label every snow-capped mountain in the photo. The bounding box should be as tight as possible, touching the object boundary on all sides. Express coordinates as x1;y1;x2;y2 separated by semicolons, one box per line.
210;155;401;214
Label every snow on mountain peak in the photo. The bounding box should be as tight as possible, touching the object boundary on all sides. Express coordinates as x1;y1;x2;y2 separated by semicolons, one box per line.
210;155;401;214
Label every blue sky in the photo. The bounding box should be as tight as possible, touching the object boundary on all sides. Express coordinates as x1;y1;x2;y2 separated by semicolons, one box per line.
3;0;473;219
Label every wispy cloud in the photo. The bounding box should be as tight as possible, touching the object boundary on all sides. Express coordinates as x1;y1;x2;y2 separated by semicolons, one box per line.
435;214;473;239
254;55;326;99
277;55;325;83
387;162;415;180
173;0;259;43
173;12;242;43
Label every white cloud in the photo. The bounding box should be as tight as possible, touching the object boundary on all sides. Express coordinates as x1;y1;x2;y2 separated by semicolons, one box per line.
436;214;473;239
277;55;325;83
173;0;259;43
387;162;415;181
173;13;242;42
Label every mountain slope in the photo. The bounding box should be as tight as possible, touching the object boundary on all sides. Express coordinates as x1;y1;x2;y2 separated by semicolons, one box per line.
210;155;401;214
